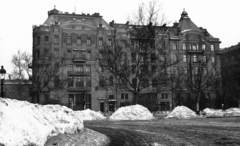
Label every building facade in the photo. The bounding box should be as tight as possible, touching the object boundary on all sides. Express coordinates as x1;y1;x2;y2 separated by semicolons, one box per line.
32;6;116;111
220;43;240;108
32;8;221;111
110;10;222;111
165;10;222;110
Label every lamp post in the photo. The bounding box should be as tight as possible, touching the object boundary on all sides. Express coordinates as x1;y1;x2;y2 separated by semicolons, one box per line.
0;66;6;97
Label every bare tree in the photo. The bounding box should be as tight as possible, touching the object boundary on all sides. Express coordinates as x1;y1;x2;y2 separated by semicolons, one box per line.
11;50;32;79
10;50;32;100
97;1;173;105
177;53;221;113
32;53;68;104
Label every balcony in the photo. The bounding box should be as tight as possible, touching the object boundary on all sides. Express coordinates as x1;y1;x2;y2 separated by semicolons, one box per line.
186;50;204;54
73;56;86;62
67;87;91;92
67;71;90;76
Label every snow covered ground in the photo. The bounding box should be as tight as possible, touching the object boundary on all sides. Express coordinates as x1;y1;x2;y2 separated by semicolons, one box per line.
203;108;240;118
74;109;106;121
0;98;84;146
109;104;155;120
166;106;197;119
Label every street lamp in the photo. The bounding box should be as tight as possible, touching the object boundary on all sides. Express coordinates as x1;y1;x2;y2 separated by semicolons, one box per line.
0;66;6;97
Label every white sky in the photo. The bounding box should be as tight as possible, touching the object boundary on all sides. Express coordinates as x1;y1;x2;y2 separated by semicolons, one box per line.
0;0;239;74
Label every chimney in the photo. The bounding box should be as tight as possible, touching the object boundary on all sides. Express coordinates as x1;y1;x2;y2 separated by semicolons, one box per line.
109;20;114;27
173;22;178;27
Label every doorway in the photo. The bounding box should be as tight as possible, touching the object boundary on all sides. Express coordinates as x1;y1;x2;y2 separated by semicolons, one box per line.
100;102;105;112
76;94;84;110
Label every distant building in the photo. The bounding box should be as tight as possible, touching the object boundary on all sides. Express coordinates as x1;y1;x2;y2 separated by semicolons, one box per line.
32;7;221;111
220;43;240;108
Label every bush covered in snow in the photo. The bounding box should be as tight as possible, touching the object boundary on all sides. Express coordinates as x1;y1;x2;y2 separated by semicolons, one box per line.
109;104;154;120
0;98;84;146
74;109;106;120
166;106;197;119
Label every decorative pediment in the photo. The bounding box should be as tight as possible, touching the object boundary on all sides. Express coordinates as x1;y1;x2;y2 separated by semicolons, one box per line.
61;20;97;30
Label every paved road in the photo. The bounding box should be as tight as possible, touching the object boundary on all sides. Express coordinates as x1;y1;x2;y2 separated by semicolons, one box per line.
85;117;240;146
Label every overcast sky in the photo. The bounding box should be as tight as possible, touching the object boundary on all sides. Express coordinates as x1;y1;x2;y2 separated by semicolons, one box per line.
0;0;239;74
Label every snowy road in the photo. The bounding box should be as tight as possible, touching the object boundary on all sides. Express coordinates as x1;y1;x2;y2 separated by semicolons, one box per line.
85;117;240;146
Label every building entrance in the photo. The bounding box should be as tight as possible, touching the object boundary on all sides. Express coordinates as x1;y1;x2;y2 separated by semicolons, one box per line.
100;102;105;112
76;94;85;110
109;101;115;112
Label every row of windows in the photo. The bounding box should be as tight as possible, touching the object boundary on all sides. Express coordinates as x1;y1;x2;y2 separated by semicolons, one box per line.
172;67;216;75
35;36;49;45
36;36;216;53
172;54;215;63
67;50;91;59
131;53;156;63
35;49;92;60
35;35;113;46
224;54;240;63
67;64;91;73
172;42;215;51
68;76;91;87
39;76;60;87
131;65;157;74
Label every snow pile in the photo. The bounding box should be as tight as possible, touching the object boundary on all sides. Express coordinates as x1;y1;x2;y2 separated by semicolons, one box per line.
203;108;224;117
109;104;154;120
203;108;240;117
0;98;84;146
224;108;240;117
166;106;197;119
74;109;106;120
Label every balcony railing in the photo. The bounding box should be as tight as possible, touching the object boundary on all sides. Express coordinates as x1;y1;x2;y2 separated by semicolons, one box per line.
67;71;91;76
67;87;91;92
186;50;204;54
73;56;86;62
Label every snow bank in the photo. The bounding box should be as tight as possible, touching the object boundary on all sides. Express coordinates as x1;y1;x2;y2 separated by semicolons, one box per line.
203;108;224;117
203;108;240;117
109;104;154;120
0;98;84;146
74;109;106;120
166;106;197;119
224;108;240;117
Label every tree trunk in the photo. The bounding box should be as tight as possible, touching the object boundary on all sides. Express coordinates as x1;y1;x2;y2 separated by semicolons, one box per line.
133;92;138;104
196;93;201;115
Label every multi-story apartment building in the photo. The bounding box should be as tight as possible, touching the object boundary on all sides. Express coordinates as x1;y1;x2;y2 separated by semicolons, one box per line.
32;6;116;111
220;43;240;108
32;8;221;112
165;10;222;110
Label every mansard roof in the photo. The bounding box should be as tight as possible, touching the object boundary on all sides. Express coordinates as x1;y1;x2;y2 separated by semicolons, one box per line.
168;10;215;39
178;10;202;33
43;7;113;30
